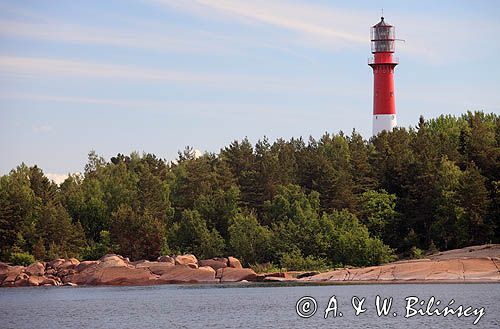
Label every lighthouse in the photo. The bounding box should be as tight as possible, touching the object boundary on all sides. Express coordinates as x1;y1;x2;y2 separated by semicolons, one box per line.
369;17;398;136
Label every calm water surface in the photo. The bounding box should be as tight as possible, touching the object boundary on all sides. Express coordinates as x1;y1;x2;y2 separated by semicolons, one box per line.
1;283;498;328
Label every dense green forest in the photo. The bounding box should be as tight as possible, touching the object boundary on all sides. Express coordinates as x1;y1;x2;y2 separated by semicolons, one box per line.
1;111;498;270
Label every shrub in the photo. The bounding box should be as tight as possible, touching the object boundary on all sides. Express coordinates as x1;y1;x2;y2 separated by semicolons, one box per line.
279;249;330;271
410;246;424;259
9;252;35;266
80;230;114;260
250;262;281;274
327;210;396;266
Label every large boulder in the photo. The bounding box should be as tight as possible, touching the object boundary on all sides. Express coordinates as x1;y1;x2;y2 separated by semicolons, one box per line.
157;256;175;265
135;261;175;275
45;268;56;276
14;273;29;286
60;258;80;270
158;265;217;283
0;262;10;282
199;258;228;271
41;277;61;286
99;254;128;268
47;259;65;270
26;262;45;276
95;267;157;286
28;275;47;286
228;257;243;269
147;263;176;275
216;268;257;282
175;254;198;268
76;260;99;272
257;272;296;282
68;265;156;286
1;266;24;286
133;260;153;267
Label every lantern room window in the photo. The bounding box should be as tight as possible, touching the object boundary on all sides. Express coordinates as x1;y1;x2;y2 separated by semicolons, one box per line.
370;17;396;53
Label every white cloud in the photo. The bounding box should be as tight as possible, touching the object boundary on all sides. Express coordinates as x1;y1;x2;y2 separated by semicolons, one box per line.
45;172;69;185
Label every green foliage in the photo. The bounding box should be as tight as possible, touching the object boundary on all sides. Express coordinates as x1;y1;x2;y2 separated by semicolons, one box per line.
0;111;498;269
228;212;271;265
457;162;493;245
194;185;240;239
427;240;439;255
111;205;167;261
266;185;394;267
250;262;281;274
326;210;396;266
34;202;86;260
80;230;114;260
358;189;397;238
33;238;46;260
409;246;424;259
9;252;35;266
169;209;225;259
0;165;39;259
279;249;330;271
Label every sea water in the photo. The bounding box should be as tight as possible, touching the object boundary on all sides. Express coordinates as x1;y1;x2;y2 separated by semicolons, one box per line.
0;283;498;328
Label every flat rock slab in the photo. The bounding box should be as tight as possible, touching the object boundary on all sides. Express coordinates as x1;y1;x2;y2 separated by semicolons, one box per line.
429;244;500;260
302;257;500;283
217;268;257;282
69;265;156;286
158;265;217;283
96;267;157;285
135;261;175;275
198;258;228;271
462;258;500;280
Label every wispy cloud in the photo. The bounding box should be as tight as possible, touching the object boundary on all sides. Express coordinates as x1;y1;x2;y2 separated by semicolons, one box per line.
0;92;343;117
0;56;217;82
0;55;276;91
32;124;53;133
150;0;367;48
146;0;500;63
0;55;347;93
0;19;231;54
4;1;496;64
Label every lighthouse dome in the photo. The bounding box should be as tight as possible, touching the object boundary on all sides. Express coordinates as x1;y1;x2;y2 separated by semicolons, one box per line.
373;17;392;28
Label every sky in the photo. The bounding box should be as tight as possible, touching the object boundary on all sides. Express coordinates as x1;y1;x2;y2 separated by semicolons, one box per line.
1;0;499;182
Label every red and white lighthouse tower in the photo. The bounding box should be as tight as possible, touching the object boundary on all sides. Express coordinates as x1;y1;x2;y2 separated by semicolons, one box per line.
369;17;398;136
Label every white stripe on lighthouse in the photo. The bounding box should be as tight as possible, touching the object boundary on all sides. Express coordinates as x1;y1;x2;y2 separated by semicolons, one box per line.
372;114;397;136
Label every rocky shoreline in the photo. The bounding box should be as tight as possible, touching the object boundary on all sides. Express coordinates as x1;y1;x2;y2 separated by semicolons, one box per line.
0;254;259;287
299;244;500;283
1;245;499;287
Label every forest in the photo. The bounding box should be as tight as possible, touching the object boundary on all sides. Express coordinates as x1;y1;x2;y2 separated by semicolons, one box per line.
0;111;498;270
